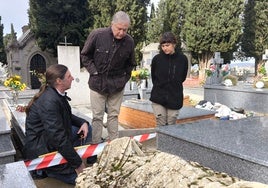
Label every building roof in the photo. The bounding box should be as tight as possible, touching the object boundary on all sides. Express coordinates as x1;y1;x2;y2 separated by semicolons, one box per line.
17;29;34;47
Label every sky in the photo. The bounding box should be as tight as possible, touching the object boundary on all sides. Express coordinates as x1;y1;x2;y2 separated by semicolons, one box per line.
0;0;159;37
0;0;29;37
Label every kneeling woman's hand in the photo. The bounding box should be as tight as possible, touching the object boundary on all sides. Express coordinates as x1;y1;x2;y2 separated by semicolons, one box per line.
75;162;86;175
78;123;89;139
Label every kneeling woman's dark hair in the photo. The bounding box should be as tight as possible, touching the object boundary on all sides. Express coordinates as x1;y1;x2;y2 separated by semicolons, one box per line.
45;64;68;88
25;64;68;115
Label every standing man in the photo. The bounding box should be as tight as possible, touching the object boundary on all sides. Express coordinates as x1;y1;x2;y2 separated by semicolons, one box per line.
81;11;136;143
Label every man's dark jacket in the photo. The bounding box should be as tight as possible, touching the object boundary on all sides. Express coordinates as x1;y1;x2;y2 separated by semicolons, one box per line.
23;87;87;173
81;27;136;94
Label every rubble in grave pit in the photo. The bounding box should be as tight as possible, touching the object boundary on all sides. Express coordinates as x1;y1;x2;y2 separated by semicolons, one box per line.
75;137;268;188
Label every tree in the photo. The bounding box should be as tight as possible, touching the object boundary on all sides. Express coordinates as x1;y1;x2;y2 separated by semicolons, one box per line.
116;0;150;63
146;0;168;43
241;0;268;69
29;0;91;56
146;2;163;44
163;0;186;51
181;0;244;77
87;0;115;30
3;24;17;49
146;0;186;51
0;16;7;64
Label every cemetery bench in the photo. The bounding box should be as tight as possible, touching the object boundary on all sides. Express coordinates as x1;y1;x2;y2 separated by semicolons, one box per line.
118;99;215;129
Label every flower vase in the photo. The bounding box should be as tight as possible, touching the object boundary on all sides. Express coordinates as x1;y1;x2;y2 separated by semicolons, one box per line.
205;77;212;85
130;81;137;90
138;87;146;100
11;90;19;106
140;79;147;89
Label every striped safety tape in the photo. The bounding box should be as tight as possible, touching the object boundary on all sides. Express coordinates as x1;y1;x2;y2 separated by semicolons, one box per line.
24;133;156;171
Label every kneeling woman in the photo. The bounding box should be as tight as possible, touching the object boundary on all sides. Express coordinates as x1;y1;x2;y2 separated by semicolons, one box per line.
23;64;94;185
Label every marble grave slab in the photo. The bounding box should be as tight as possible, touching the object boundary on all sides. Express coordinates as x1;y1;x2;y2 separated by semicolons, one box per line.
157;116;268;184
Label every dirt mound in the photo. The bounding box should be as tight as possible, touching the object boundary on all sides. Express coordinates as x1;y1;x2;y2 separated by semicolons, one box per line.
75;137;268;188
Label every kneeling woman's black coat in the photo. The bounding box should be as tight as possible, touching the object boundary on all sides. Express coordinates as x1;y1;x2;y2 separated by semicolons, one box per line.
23;87;87;173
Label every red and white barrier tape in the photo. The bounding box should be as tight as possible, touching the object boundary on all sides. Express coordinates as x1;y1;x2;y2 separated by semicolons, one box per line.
24;133;156;171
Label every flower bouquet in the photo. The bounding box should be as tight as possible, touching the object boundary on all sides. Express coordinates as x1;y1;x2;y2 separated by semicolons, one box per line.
4;75;27;106
221;64;230;77
131;68;150;89
253;62;268;88
205;64;216;77
4;75;27;91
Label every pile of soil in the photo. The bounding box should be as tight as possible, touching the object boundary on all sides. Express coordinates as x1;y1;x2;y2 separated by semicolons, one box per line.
75;137;268;188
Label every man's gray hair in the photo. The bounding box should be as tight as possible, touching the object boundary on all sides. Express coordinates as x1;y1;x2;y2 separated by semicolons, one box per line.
112;11;131;25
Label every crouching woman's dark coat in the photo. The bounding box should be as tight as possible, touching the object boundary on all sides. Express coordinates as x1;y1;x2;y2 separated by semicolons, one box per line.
23;87;87;174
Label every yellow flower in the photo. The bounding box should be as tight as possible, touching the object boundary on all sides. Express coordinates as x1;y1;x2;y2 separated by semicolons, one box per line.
4;80;9;87
15;80;20;85
131;70;139;81
4;75;27;91
14;75;21;80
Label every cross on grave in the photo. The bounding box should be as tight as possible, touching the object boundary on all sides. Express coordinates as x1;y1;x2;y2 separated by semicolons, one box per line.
59;36;72;46
206;52;224;85
212;52;224;78
213;52;224;65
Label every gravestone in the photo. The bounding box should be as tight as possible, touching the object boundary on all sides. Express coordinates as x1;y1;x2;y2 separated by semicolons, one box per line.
57;45;90;106
206;52;224;85
157;116;268;184
204;84;268;113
